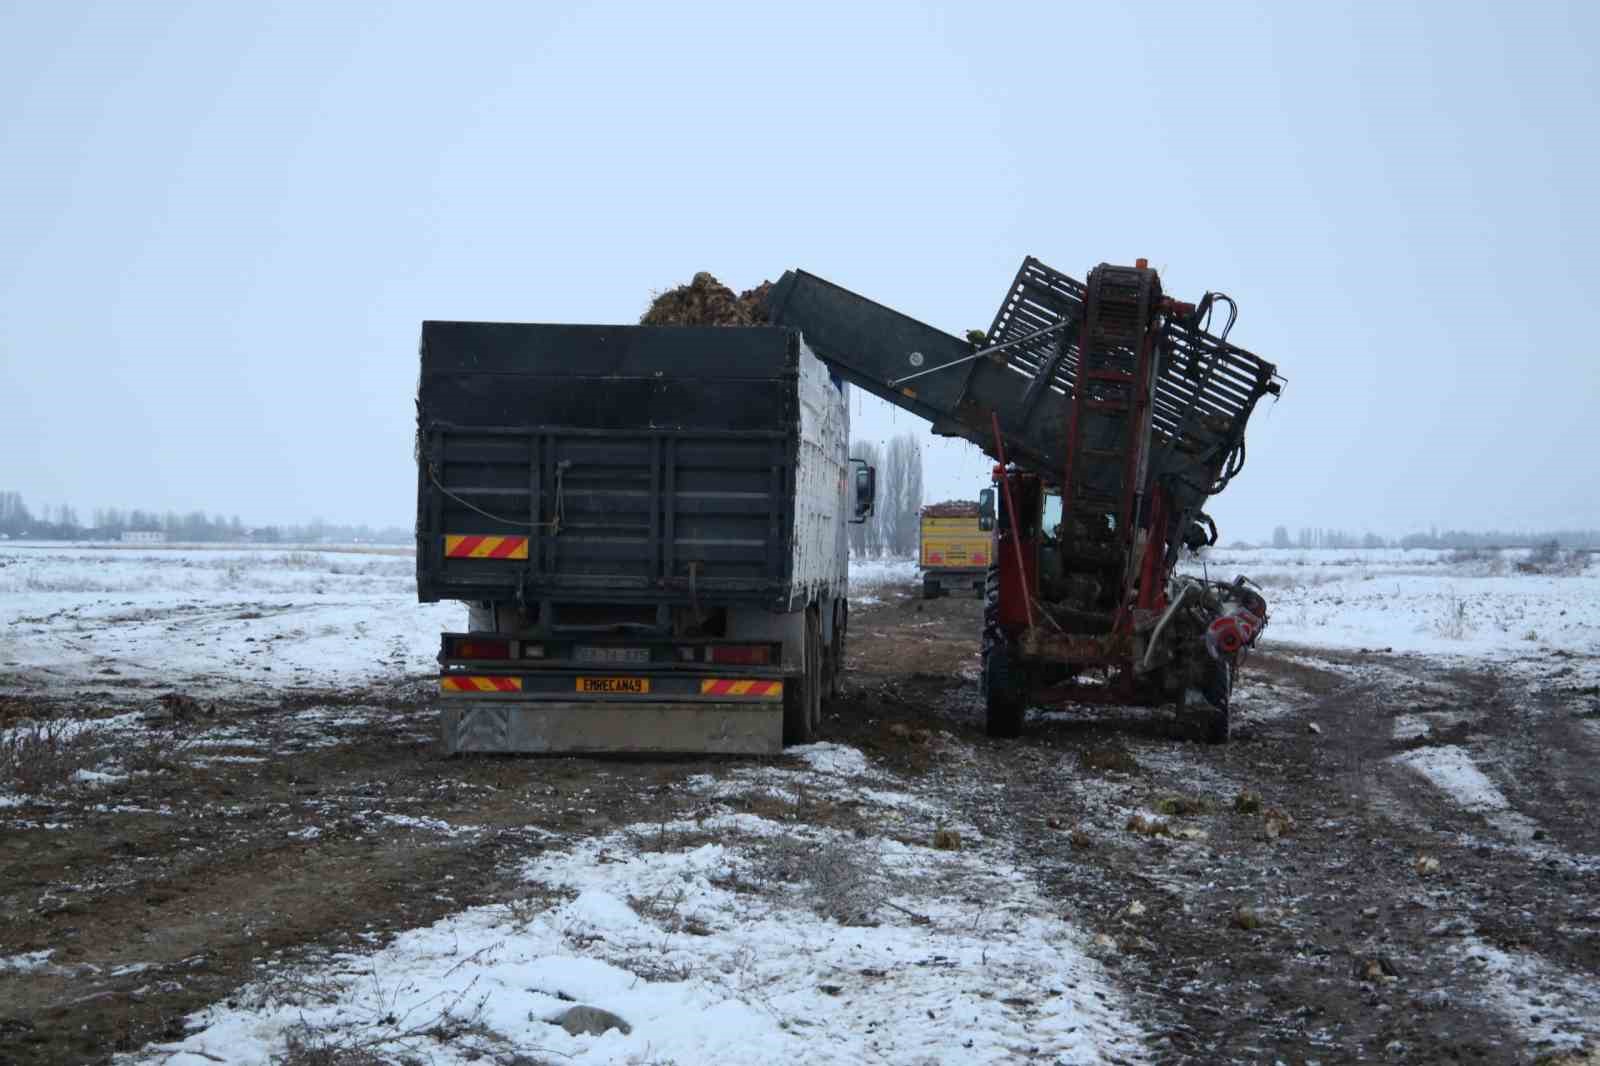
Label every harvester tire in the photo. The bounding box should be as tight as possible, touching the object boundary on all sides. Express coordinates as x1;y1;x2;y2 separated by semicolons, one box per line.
1188;658;1233;744
981;563;1025;737
983;639;1026;739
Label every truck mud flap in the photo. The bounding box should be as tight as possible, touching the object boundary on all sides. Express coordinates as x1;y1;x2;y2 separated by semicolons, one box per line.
441;701;783;756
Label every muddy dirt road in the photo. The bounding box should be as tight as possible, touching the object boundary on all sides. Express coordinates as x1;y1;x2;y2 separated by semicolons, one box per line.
846;590;1600;1064
3;583;1599;1064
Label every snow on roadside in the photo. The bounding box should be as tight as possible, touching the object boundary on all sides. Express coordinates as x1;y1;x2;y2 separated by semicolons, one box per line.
849;556;918;599
126;740;1146;1066
1454;935;1600;1055
0;949;54;973
1392;745;1509;813
790;740;872;777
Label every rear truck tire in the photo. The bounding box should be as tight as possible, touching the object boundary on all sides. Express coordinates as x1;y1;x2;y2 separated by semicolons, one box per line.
922;575;940;599
784;608;822;745
809;608;824;734
826;600;846;702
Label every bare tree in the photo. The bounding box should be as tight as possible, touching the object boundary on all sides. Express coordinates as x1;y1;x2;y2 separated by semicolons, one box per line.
848;440;881;557
848;433;922;558
885;434;922;556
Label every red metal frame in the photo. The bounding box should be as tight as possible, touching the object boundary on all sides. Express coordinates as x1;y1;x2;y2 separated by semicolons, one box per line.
991;412;1035;630
1136;483;1169;613
1114;321;1162;611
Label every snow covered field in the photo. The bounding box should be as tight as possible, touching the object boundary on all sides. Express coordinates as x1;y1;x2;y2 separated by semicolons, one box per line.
1187;546;1600;679
850;546;1600;674
0;543;458;698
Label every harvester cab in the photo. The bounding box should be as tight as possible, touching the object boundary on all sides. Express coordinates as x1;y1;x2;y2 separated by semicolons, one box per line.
766;256;1283;741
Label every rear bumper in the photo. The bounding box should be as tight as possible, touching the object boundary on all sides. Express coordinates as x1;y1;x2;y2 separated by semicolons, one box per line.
922;568;986;589
441;700;783;755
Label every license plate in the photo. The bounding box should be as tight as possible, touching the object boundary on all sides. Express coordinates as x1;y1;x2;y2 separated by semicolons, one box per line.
574;645;650;665
576;676;650;695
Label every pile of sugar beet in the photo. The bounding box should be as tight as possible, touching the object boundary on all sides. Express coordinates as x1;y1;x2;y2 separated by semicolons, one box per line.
642;272;991;345
921;500;981;517
640;272;772;326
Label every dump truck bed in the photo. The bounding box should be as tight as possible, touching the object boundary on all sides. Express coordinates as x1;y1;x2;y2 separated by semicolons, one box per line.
415;323;842;612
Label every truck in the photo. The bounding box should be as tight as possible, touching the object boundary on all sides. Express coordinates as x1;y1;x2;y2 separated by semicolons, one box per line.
918;501;993;599
767;256;1282;742
414;322;874;754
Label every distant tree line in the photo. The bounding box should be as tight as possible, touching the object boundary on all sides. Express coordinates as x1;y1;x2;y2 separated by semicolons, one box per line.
848;433;924;558
1271;526;1389;550
1266;524;1600;551
1392;528;1600;550
0;491;409;544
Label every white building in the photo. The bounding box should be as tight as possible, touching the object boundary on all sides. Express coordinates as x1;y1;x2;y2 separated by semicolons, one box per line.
121;530;167;544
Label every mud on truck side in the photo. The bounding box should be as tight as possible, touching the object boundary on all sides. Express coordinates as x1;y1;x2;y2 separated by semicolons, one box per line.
415;323;873;754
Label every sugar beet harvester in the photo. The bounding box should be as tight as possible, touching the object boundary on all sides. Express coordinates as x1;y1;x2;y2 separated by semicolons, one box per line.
766;257;1283;742
415;325;875;755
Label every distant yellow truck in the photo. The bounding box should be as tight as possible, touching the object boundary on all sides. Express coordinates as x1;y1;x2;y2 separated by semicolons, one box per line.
919;499;994;599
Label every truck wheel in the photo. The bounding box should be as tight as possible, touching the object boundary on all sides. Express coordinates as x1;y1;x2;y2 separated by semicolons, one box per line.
827;601;846;701
784;610;821;745
922;575;940;600
809;609;824;733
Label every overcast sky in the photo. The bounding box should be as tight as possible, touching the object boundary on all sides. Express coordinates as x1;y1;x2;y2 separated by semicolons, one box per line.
2;1;1595;541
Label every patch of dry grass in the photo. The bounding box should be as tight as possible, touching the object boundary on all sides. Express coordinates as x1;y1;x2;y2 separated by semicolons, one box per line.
752;833;889;926
1080;746;1139;774
0;719;103;793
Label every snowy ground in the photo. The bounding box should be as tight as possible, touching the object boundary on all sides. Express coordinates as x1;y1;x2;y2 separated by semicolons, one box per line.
5;543;1599;1064
1187;546;1600;686
846;556;919;605
130;742;1143;1066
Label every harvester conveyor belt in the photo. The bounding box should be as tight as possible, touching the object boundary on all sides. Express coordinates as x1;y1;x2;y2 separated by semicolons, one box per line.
765;257;1283;527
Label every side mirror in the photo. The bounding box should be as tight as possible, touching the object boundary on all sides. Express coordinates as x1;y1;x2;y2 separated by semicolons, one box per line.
849;458;876;523
977;488;995;532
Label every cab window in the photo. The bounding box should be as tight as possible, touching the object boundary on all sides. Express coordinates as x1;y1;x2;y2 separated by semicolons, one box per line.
1041;492;1063;539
